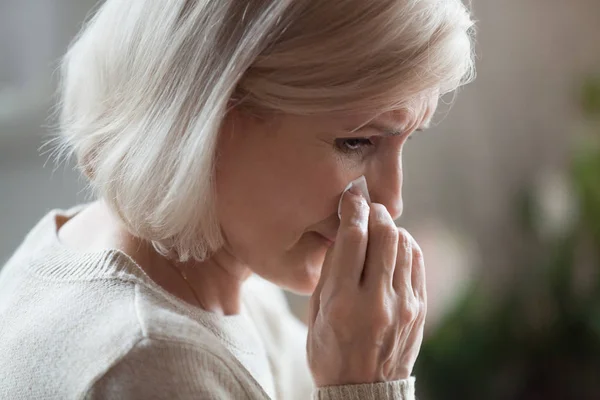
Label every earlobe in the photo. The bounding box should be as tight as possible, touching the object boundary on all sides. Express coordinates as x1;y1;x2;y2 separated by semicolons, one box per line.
218;109;239;144
78;151;97;181
227;94;244;111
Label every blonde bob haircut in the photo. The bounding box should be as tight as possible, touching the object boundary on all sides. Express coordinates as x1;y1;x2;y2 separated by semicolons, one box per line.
57;0;476;262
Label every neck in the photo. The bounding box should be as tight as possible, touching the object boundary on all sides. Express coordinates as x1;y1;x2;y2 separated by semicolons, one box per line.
170;250;253;315
91;200;253;316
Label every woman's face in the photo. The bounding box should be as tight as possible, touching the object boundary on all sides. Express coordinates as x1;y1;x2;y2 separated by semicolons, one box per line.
215;94;438;294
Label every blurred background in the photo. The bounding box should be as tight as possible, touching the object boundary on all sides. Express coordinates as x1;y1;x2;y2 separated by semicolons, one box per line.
1;1;600;399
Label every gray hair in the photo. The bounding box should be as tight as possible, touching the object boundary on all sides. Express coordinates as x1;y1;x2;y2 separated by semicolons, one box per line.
56;0;476;261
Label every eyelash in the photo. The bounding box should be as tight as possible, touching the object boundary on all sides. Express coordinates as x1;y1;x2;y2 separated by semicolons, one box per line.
335;135;415;154
334;138;375;155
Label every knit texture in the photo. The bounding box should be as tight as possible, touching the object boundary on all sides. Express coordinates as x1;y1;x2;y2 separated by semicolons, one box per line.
0;207;416;400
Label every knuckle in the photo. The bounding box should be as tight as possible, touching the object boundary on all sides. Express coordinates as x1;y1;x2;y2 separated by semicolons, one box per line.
412;244;424;263
419;299;428;317
421;287;428;303
369;203;392;222
325;298;353;322
372;221;399;244
399;300;418;321
340;224;368;244
397;229;412;253
370;307;394;330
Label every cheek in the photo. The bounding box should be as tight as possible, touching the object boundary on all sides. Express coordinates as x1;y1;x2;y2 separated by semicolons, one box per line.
259;155;344;232
216;133;353;262
217;170;343;264
287;160;349;220
215;168;316;257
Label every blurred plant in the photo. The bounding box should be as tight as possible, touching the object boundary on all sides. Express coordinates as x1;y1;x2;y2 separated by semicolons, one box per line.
414;76;600;400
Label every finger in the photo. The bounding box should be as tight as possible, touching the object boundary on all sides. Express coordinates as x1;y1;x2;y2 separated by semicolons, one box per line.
393;228;413;293
309;247;335;327
394;316;424;378
362;203;398;290
326;188;369;289
410;240;426;301
394;296;425;373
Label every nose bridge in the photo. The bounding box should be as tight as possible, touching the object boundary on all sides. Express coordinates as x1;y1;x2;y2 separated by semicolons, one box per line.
369;150;404;220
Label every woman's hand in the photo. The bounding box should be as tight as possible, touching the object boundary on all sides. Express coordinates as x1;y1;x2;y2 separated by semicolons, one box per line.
307;188;427;387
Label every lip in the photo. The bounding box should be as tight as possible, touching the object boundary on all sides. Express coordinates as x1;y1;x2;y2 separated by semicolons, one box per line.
316;232;336;246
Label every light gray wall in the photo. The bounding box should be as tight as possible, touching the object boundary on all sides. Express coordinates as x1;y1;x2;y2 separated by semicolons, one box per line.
0;139;86;265
402;0;600;286
0;1;97;263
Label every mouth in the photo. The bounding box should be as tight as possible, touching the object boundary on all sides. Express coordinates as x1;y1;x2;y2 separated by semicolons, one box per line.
315;232;336;247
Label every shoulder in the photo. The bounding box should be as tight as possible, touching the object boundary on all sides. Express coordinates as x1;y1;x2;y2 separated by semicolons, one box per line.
79;279;272;399
85;336;269;400
0;242;257;398
82;279;274;399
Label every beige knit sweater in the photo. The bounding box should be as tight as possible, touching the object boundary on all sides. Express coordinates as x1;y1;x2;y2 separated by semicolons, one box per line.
0;207;416;400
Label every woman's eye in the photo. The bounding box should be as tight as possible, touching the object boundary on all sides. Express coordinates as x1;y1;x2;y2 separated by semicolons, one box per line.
335;138;374;154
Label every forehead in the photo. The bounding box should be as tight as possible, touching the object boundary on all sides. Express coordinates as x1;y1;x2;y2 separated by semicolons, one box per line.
353;92;439;132
263;91;439;137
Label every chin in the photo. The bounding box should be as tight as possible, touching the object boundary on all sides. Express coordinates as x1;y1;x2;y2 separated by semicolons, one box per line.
250;233;329;295
283;276;320;295
279;257;325;295
257;254;324;296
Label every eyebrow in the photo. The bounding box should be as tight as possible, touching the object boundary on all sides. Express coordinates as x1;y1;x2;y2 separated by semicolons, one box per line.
351;120;430;136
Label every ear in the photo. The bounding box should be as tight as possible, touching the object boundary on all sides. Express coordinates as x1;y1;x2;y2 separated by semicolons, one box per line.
218;109;237;144
78;149;97;181
227;89;270;123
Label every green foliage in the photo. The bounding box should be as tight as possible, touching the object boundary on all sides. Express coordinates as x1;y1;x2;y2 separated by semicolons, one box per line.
582;76;600;117
414;78;600;400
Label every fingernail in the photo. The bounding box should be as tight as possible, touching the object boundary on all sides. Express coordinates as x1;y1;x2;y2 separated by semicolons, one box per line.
347;184;362;196
337;176;371;219
349;176;371;203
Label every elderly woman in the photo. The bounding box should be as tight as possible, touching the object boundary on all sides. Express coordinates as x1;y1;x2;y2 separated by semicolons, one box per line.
0;0;475;399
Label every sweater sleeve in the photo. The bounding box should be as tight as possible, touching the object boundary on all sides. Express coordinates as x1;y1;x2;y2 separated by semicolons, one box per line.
313;377;416;400
279;315;416;400
243;276;417;400
84;337;270;400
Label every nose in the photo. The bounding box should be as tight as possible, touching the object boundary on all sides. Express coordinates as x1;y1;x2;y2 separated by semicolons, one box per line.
368;155;404;221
